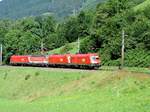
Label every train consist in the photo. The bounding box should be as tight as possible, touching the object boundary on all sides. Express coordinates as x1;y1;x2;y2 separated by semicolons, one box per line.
10;53;101;69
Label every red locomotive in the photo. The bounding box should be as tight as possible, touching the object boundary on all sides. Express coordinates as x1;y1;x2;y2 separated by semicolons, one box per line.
10;53;101;69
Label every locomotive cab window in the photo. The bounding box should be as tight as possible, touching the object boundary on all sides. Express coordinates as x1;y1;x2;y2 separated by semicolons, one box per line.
92;56;99;60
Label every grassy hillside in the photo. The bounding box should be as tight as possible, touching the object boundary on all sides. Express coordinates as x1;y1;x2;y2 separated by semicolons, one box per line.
134;0;150;11
0;0;104;19
0;66;149;112
47;42;79;54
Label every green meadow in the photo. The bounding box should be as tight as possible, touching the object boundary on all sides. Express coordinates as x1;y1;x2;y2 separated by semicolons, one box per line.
0;66;149;112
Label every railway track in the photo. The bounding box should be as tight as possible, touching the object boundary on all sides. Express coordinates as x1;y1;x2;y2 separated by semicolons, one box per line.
1;65;149;74
0;65;100;72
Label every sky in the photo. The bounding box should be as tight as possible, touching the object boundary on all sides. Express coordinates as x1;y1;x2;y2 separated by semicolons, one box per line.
0;0;3;2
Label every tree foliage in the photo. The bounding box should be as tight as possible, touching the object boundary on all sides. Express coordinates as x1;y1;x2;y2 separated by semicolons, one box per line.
0;0;105;19
0;0;149;67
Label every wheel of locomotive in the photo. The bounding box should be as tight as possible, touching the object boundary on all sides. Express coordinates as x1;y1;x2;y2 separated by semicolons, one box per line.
94;66;99;70
78;65;82;69
88;66;95;70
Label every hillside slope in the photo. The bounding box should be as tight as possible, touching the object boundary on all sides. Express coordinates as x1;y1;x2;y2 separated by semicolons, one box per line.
0;0;104;19
47;42;79;55
134;0;150;11
0;67;149;112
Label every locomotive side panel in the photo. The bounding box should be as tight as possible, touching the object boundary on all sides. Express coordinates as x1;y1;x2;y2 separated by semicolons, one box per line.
10;56;29;64
29;56;48;64
48;55;69;65
71;54;91;65
10;53;101;69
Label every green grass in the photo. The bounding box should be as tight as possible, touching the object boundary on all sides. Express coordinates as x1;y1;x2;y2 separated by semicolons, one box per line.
134;0;150;11
0;66;149;112
102;66;150;74
47;41;79;55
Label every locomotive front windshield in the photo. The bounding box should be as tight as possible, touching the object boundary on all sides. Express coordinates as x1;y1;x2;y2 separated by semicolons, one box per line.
92;56;99;60
90;56;100;64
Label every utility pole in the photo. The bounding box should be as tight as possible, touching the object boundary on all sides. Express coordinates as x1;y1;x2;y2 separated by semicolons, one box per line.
121;29;125;69
78;37;80;53
0;44;2;65
41;39;44;55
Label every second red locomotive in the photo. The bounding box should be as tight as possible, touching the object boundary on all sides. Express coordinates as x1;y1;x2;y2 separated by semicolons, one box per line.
10;53;101;69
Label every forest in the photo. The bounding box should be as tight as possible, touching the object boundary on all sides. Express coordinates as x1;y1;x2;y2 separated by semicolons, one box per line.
0;0;149;67
0;0;104;19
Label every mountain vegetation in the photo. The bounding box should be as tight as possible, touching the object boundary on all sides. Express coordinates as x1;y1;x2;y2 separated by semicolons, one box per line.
134;0;150;11
0;0;104;19
0;0;149;67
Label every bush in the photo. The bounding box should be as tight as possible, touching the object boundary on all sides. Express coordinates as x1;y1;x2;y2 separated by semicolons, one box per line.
25;75;31;80
80;36;97;53
35;72;40;76
98;48;150;67
60;44;72;54
125;49;150;67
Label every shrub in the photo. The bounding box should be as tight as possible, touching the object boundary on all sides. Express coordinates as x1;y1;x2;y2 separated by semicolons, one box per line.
125;49;150;67
80;36;97;53
60;44;72;54
35;72;40;76
25;75;31;80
